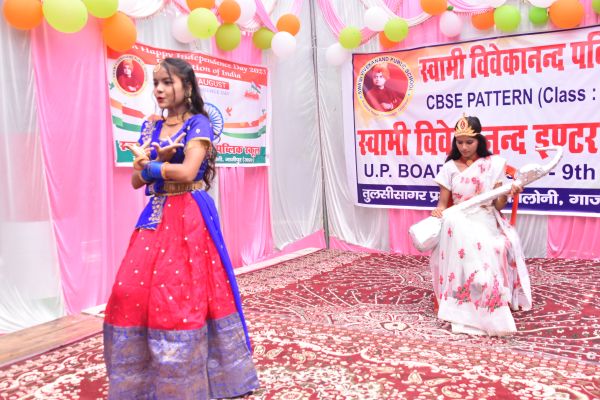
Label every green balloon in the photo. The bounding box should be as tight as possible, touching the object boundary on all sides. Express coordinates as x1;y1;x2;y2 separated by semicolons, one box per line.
593;0;600;14
82;0;118;18
252;28;274;50
42;0;88;33
384;18;409;43
215;23;241;51
494;5;521;33
187;8;219;39
338;26;362;50
528;7;548;26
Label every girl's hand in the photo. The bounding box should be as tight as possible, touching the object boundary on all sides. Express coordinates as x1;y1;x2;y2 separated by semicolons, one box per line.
152;132;186;162
126;139;152;170
509;182;523;196
431;207;445;218
125;139;151;159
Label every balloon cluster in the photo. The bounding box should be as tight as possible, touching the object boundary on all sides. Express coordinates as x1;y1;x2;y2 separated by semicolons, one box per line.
2;0;136;52
326;6;410;67
323;0;593;67
4;0;597;60
421;0;587;36
480;0;586;32
175;0;301;58
457;0;587;34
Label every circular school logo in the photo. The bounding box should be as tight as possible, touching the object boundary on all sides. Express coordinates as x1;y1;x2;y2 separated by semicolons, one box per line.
113;55;146;95
356;56;414;116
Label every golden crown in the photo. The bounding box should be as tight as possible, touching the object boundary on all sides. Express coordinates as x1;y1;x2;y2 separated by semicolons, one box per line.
454;114;476;137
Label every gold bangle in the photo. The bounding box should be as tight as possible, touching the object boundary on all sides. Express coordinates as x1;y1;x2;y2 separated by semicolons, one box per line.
160;162;169;180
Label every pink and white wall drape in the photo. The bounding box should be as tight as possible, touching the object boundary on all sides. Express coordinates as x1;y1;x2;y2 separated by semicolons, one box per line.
3;0;599;331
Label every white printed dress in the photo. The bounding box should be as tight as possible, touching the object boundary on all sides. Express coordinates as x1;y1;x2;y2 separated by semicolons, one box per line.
430;155;532;336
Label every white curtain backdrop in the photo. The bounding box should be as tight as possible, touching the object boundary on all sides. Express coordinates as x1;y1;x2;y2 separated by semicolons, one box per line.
317;0;394;251
266;0;324;249
0;18;64;333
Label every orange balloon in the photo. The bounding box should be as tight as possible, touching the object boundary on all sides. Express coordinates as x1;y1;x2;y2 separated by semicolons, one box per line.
420;0;447;16
102;12;137;52
2;0;43;30
187;0;215;10
378;31;398;49
549;0;584;29
218;0;241;23
471;10;495;30
276;14;301;36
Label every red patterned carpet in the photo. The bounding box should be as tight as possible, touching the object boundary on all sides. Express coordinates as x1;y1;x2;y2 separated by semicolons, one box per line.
239;251;600;363
1;250;599;399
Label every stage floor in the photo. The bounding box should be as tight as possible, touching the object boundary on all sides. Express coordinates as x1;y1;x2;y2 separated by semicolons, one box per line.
1;249;599;399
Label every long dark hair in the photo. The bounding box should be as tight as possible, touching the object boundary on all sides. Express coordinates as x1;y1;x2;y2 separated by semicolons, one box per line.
445;116;493;162
160;58;217;190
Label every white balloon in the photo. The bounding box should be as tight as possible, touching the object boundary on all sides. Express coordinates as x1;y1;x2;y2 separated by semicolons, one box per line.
271;31;296;59
118;0;138;13
439;11;463;37
483;0;507;6
528;0;556;7
172;15;195;43
325;43;350;66
364;7;388;32
237;0;257;25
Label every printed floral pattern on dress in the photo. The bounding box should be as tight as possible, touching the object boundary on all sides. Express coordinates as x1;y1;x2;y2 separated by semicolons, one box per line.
471;177;483;195
456;272;477;305
485;277;504;312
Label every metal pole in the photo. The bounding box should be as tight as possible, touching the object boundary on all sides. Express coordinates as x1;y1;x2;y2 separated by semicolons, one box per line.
308;0;330;248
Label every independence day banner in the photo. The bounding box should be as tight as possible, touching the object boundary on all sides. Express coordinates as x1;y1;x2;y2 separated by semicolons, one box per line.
343;25;600;217
107;42;270;166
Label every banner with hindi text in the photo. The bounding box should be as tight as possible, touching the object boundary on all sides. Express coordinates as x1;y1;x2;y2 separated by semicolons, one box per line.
344;25;600;217
107;42;270;166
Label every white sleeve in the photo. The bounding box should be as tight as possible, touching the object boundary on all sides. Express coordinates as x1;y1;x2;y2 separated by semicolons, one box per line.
434;161;453;190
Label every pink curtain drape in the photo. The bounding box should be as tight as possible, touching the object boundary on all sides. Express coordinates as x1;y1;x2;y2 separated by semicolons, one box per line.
32;19;144;313
329;236;381;253
212;34;276;267
547;216;600;258
267;229;326;256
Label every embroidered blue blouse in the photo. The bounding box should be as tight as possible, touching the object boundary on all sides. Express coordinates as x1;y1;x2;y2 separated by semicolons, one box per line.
135;114;214;230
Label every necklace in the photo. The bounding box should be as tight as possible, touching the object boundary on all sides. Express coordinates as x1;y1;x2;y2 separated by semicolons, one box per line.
164;112;188;126
461;157;476;167
164;119;183;127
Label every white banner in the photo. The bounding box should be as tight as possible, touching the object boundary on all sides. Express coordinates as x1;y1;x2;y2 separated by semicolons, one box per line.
107;42;270;166
344;25;600;217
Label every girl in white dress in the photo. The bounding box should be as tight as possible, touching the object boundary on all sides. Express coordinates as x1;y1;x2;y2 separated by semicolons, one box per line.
430;115;532;336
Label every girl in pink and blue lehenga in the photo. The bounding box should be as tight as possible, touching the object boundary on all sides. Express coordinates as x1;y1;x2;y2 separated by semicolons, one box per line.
103;58;259;399
430;115;532;336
